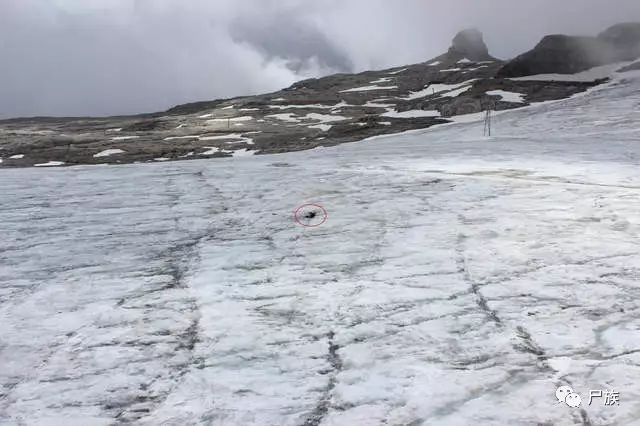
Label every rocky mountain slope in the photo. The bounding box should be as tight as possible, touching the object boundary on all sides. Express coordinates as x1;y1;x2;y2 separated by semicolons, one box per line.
497;22;640;77
0;24;637;168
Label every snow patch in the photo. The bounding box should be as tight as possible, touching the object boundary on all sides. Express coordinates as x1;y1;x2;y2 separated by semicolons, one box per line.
208;116;253;123
111;136;140;141
381;109;441;118
269;102;346;110
163;135;200;140
199;133;254;145
266;113;300;123
443;86;473;97
340;85;398;93
403;80;475;100
93;149;125;158
201;147;220;155
388;68;407;75
370;77;393;84
9;154;24;159
305;113;347;123
487;90;526;103
231;148;255;157
34;161;64;167
364;101;394;108
309;124;333;132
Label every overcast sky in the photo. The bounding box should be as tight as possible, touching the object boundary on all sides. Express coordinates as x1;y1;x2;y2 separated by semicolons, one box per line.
1;0;639;118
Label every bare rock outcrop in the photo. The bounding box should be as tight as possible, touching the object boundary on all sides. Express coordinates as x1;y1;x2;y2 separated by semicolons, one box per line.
447;28;494;61
497;22;640;78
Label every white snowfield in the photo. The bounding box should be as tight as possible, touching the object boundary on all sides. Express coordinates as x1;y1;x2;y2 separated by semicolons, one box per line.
2;72;640;425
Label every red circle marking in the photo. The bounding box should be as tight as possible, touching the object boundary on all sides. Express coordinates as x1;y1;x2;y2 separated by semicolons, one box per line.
294;203;328;227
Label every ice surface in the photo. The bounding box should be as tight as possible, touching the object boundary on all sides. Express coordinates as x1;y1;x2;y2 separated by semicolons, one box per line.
2;72;640;425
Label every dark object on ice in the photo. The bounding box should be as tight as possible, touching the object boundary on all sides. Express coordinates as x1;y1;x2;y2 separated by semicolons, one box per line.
304;211;318;220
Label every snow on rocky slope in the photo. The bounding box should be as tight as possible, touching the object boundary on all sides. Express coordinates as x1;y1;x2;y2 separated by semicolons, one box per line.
0;29;605;169
1;71;640;425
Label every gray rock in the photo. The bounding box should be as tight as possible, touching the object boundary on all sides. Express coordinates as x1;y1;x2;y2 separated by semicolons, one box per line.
448;29;493;61
498;22;640;78
618;60;640;72
598;22;640;60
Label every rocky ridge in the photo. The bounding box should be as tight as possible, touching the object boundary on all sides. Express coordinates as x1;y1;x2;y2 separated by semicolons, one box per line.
498;22;640;77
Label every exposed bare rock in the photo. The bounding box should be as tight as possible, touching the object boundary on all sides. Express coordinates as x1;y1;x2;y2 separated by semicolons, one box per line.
498;22;640;78
448;28;494;61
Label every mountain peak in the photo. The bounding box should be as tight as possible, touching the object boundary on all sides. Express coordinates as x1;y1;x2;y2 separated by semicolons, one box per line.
448;28;492;61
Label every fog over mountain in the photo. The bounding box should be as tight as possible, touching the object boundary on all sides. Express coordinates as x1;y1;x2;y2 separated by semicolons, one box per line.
1;0;639;118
